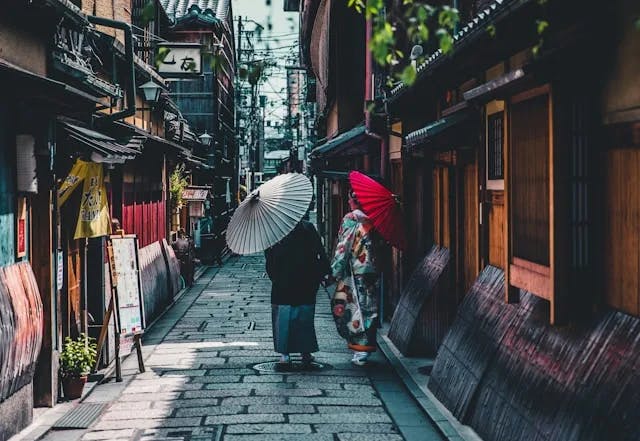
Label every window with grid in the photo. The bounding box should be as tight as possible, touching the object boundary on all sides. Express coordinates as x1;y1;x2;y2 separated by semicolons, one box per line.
487;112;504;180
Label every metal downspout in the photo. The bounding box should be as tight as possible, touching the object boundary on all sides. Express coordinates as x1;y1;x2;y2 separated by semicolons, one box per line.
87;16;136;122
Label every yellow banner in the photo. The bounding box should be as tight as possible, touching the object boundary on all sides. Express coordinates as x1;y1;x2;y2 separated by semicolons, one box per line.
58;159;89;206
74;162;111;239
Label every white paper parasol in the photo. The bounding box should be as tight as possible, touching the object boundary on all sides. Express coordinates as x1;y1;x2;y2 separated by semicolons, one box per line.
226;173;313;255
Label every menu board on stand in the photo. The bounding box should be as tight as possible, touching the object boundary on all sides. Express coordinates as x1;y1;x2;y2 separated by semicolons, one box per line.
96;235;146;381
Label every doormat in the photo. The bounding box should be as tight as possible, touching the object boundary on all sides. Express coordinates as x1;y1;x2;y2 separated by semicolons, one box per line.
52;403;108;429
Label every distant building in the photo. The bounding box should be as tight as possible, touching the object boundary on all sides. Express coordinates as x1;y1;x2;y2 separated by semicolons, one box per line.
263;150;290;179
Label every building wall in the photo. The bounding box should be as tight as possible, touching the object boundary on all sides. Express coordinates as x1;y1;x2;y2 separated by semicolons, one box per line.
121;156;167;248
0;14;47;75
601;0;640;124
85;0;133;41
0;104;16;267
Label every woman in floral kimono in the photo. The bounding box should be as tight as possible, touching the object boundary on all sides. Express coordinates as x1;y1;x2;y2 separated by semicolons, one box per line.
330;191;380;366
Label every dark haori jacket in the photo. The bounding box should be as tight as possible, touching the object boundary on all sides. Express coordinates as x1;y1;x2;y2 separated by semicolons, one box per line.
265;220;330;306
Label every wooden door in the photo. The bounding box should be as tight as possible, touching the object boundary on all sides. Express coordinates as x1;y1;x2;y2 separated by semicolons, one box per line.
432;165;453;249
603;149;640;316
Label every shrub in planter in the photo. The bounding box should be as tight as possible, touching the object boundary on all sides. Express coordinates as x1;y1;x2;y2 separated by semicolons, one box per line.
60;333;97;399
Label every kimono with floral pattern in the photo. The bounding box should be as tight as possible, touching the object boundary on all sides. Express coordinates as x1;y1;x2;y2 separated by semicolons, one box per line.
330;209;380;352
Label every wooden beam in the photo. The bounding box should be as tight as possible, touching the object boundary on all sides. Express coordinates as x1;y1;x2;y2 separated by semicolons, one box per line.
30;189;56;407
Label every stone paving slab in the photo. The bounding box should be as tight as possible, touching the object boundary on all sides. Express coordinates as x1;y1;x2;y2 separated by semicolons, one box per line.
52;255;446;441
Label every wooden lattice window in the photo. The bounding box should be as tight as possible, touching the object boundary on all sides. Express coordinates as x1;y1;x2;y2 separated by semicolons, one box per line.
487;112;504;180
486;101;505;190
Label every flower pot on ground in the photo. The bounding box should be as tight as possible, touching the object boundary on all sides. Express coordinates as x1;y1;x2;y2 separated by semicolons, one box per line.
59;333;97;400
61;375;88;399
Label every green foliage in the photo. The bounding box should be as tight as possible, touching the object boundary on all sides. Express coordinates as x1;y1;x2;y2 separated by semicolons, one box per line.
170;163;189;211
486;24;496;38
536;19;549;35
348;0;460;86
399;64;417;86
203;52;222;71
141;1;156;26
635;17;640;30
60;334;97;378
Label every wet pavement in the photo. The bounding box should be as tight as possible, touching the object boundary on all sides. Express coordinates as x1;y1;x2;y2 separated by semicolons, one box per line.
38;255;445;441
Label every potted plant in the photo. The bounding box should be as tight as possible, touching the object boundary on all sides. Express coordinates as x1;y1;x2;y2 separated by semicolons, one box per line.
60;333;97;399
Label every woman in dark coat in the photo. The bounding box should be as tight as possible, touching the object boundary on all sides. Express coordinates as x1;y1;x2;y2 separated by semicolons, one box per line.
265;219;330;364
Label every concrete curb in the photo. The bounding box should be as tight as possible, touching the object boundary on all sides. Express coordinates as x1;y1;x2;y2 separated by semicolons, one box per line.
377;331;483;441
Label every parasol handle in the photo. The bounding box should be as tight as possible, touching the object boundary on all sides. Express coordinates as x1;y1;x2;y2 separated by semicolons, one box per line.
249;190;260;202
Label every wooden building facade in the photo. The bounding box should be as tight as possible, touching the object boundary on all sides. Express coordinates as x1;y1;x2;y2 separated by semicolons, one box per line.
302;0;640;439
157;0;238;259
0;1;217;438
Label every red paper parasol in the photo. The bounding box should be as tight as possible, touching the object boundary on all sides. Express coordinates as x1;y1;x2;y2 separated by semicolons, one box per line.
349;171;407;250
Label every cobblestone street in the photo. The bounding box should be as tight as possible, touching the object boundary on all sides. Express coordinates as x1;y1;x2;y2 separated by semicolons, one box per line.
49;255;445;441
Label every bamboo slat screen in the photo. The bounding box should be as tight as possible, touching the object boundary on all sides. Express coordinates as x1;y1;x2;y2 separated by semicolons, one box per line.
162;239;182;300
510;94;550;266
429;265;640;441
139;241;169;326
388;246;451;356
0;262;43;402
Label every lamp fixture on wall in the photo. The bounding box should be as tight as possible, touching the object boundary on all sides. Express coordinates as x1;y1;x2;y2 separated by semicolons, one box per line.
139;80;162;103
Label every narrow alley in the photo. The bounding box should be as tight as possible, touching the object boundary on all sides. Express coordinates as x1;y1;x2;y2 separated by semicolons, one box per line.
40;255;444;441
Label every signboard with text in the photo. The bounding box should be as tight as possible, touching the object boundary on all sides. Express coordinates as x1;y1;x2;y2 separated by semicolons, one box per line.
108;235;145;336
157;44;202;76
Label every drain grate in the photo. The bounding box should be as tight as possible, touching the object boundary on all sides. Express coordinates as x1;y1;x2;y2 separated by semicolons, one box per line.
52;403;108;429
253;361;331;373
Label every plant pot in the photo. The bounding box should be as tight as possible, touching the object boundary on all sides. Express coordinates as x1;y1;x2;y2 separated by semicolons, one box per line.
61;375;87;399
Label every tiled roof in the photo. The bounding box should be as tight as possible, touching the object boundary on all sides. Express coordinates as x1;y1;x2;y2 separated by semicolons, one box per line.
404;111;469;148
159;0;230;21
390;0;531;97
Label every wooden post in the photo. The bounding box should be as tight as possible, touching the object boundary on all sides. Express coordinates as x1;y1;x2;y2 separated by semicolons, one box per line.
134;334;145;373
114;335;122;382
93;296;113;371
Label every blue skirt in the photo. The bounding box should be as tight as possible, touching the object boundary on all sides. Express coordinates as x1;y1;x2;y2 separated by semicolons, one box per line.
271;304;318;354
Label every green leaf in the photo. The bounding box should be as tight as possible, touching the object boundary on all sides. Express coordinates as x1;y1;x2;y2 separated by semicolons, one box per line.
141;1;155;26
399;64;417;86
532;44;541;57
486;24;496;38
536;20;549;35
437;30;454;54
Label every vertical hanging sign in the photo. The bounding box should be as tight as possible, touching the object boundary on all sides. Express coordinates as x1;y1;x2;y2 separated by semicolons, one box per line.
16;197;27;258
